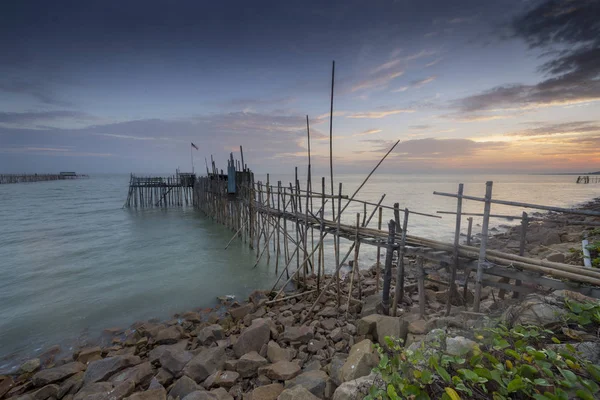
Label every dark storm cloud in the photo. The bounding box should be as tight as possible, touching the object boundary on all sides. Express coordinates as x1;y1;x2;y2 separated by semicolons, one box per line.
454;0;600;113
0;111;94;125
0;79;71;106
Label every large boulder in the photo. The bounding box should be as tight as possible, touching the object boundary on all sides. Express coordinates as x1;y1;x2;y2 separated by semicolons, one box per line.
228;303;253;320
281;326;314;344
341;340;378;382
159;348;193;376
232;319;270;358
155;326;183;345
286;370;328;398
258;361;301;381
73;382;113;400
20;359;42;374
57;371;84;398
84;356;141;385
77;347;103;365
236;352;268;378
266;341;294;363
168;376;199;400
109;362;154;388
33;384;59;400
32;362;87;387
502;294;567;327
328;353;348;387
278;385;320;400
249;383;283;400
182;347;225;383
148;341;189;364
332;373;378;400
445;336;477;356
196;325;224;345
0;376;14;398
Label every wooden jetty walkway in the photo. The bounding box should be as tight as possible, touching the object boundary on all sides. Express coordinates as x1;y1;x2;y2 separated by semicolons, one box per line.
577;175;600;184
0;172;88;184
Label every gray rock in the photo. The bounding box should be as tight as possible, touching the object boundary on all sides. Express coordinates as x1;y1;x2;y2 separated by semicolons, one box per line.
155;326;183;345
286;370;328;398
209;387;232;400
266;341;294;363
258;361;301;381
320;319;337;331
57;371;84;398
148;341;189;364
278;385;320;400
168;376;198;400
329;328;343;343
124;388;167;400
33;384;59;400
109;362;154;388
20;359;42;374
32;362;87;387
372;315;408;347
232;319;270;358
203;371;239;389
236;352;268;378
502;294;567;327
159;349;193;376
546;253;565;263
153;369;174;387
360;294;381;317
77;347;103;365
74;382;113;400
332;373;378;400
84;356;141;385
281;326;314;344
307;340;327;354
181;391;218;400
182;347;225;383
445;336;477;356
196;325;224;345
328;354;348;387
228;304;253;320
250;383;283;400
341;340;378;382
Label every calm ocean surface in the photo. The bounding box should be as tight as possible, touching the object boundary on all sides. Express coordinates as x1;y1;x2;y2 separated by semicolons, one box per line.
0;173;597;371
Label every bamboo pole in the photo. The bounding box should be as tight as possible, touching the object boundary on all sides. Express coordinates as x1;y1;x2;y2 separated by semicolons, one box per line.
376;207;382;293
474;181;493;312
466;217;473;246
445;183;463;316
346;213;361;315
417;256;426;319
433;191;600;217
392;208;409;316
335;182;342;306
382;220;396;316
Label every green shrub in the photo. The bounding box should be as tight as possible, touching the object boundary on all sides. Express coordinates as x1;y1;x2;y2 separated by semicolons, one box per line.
367;322;600;399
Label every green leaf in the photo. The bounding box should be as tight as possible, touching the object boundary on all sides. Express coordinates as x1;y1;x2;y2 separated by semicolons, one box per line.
435;365;451;383
387;384;400;400
576;389;595;400
421;370;432;384
507;377;526;393
379;354;389;368
474;368;492;380
518;364;538;379
559;368;577;382
444;387;461;400
534;378;549;386
586;364;600;381
458;369;479;381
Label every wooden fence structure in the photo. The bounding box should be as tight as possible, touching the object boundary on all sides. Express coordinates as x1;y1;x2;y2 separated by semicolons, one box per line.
577;175;600;184
188;145;600;319
0;173;88;184
123;171;195;208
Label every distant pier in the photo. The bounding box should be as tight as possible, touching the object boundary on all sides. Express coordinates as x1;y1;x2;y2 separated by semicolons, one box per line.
0;172;88;184
577;175;600;184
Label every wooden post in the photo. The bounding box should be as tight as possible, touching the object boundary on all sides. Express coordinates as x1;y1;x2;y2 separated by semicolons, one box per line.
445;183;463;316
513;211;528;298
335;182;342;306
382;220;396;316
346;213;361;314
466;217;473;246
319;177;325;292
376;206;383;293
474;181;493;312
392;208;409;316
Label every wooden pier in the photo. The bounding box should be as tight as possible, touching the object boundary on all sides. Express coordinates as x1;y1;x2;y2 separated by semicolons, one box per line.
123;171;195;208
186;145;600;320
0;172;88;184
577;175;600;184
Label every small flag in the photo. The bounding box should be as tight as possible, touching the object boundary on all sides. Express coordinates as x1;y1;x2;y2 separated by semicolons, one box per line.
191;142;199;150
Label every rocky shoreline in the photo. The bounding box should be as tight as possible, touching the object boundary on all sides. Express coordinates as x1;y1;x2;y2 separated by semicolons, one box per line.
2;199;600;400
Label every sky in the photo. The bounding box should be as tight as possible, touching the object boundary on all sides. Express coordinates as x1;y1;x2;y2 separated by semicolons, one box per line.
0;0;599;174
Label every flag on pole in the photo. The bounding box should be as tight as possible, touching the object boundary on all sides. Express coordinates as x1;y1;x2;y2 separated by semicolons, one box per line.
191;142;199;150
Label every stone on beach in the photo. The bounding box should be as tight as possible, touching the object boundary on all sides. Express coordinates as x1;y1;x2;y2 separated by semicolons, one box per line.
232;318;270;358
182;347;225;383
266;341;295;363
236;352;268;378
20;359;41;374
286;369;328;398
32;362;87;387
159;348;193;376
258;361;301;381
341;340;378;382
124;387;167;400
168;376;198;400
77;347;103;365
278;385;321;400
84;355;141;385
108;362;154;387
249;383;283;400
